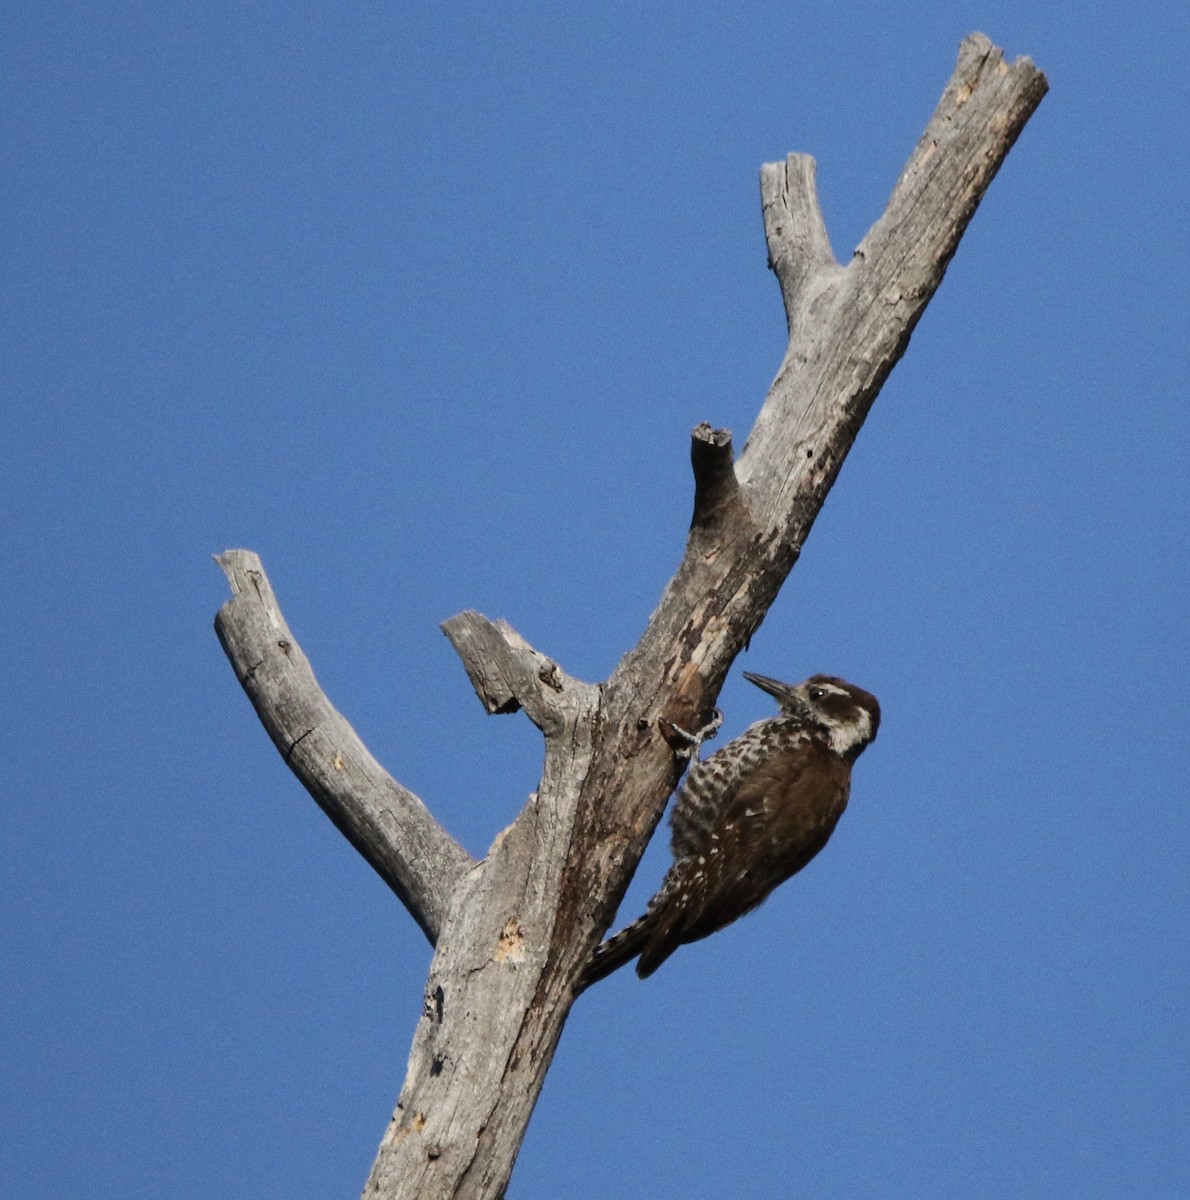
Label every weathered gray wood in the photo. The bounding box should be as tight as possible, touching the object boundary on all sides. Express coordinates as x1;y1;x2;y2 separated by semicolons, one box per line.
214;550;473;942
362;676;601;1200
742;33;1048;509
760;152;843;335
214;33;1045;1200
440;610;584;732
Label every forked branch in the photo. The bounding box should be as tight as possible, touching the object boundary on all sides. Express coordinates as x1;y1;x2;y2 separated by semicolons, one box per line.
214;33;1046;1200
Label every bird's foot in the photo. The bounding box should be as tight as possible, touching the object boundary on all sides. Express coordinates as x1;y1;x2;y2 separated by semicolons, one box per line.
659;708;723;760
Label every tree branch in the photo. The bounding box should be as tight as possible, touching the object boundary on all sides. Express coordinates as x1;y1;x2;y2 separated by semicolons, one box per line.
689;422;741;530
741;33;1048;509
440;611;586;735
213;33;1047;1200
599;33;1046;867
760;152;843;334
213;550;473;943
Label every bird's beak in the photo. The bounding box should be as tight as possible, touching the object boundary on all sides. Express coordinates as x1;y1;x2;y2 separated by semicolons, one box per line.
742;672;799;705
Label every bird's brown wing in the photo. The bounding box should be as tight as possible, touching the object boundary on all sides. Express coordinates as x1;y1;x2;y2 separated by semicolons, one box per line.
637;743;850;976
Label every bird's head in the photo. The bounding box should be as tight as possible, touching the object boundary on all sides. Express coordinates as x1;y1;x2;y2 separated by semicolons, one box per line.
743;671;880;761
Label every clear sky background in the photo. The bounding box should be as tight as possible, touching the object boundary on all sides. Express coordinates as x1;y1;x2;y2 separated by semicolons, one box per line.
4;3;1187;1197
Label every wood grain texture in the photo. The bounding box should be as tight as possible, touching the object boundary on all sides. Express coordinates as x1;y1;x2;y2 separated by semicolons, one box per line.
214;34;1046;1200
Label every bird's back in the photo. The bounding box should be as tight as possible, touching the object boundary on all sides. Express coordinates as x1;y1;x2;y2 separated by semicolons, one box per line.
639;725;852;974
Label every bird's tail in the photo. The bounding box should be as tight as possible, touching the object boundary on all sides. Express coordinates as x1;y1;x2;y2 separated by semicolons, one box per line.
580;912;656;988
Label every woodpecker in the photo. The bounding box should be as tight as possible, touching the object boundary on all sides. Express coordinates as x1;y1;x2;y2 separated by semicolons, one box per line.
583;671;880;985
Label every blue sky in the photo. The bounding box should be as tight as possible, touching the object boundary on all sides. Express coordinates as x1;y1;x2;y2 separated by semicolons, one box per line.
4;3;1187;1197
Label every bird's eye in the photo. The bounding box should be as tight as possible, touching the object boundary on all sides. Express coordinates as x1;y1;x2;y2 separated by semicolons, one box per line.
809;687;826;701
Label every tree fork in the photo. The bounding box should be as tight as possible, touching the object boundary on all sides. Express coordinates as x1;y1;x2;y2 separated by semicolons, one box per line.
214;33;1046;1200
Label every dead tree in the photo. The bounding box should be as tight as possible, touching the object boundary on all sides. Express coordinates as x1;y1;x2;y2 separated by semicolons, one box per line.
215;33;1045;1200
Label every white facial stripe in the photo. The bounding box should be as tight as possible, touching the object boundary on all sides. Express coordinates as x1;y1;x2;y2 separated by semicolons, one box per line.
825;706;873;755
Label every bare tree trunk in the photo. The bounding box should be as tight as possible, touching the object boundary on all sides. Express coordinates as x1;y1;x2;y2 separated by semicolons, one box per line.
214;34;1046;1200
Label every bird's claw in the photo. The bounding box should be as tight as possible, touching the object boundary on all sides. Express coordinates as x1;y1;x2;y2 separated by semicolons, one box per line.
660;708;724;760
